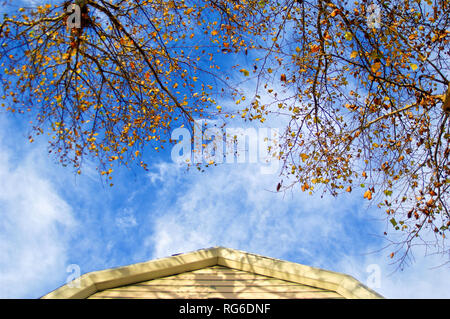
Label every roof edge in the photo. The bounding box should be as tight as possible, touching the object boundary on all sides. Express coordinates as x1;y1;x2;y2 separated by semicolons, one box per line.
41;246;383;299
215;247;382;299
41;247;219;299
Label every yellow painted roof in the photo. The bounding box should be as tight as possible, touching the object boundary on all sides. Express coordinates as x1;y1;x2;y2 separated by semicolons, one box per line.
42;247;383;299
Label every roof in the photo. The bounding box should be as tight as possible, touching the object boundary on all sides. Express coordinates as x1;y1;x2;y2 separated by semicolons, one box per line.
42;247;383;299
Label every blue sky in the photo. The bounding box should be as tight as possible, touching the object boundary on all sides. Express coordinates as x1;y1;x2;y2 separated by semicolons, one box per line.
1;0;450;299
1;111;450;299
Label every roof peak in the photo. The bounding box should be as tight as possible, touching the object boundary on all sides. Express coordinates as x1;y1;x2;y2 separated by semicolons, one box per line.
42;246;383;299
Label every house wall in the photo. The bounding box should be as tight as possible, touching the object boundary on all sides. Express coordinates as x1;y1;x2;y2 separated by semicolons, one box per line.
88;265;344;299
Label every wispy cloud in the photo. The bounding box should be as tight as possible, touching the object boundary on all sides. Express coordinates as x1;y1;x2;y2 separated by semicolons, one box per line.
145;161;380;270
0;119;76;298
143;158;450;299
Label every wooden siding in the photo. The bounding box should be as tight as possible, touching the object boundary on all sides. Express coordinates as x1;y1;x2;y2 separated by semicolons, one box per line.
89;265;344;299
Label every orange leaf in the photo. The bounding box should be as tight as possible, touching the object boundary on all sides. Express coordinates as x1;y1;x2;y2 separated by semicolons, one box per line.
364;189;372;200
371;62;381;73
330;9;340;17
310;44;320;53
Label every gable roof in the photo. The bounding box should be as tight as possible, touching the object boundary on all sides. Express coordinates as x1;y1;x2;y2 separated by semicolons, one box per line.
42;247;383;299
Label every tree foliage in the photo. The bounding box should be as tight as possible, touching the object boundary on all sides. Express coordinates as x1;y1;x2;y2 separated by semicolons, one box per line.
0;0;250;175
0;0;449;266
239;0;450;266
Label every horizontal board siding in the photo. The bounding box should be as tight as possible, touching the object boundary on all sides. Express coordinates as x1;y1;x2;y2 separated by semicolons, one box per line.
88;266;343;299
102;285;329;293
155;273;287;280
90;291;343;299
133;279;303;286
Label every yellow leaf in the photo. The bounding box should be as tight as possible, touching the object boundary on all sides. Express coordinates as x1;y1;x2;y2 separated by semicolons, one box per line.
410;63;418;71
344;32;353;41
240;69;249;76
371;62;381;73
350;51;358;59
330;9;340;17
364;190;372;200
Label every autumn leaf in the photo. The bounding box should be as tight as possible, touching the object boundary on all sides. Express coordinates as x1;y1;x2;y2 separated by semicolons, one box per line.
344;32;353;41
240;69;250;76
300;153;309;162
330;9;340;17
371;62;381;73
364;190;373;200
310;44;320;53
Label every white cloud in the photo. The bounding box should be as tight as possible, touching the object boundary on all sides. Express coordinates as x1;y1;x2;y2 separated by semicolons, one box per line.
0;118;76;298
146;162;366;262
336;247;450;299
143;158;450;299
115;208;138;229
